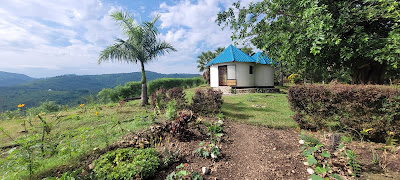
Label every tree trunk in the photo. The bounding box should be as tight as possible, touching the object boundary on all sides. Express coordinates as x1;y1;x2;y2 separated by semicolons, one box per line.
140;61;148;106
351;61;386;84
279;64;283;86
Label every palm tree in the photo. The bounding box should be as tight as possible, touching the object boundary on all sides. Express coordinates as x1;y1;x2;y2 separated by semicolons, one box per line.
196;47;225;72
99;11;176;106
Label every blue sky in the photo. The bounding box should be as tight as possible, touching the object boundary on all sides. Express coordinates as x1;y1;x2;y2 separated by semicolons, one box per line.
0;0;259;78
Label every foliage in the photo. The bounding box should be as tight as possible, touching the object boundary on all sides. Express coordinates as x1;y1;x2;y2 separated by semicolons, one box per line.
196;47;225;72
190;89;223;116
195;142;221;159
150;87;188;111
217;0;400;84
300;131;361;179
168;113;195;139
287;74;302;84
166;100;177;121
288;84;400;141
98;10;176;106
0;71;199;111
93;148;160;180
99;77;204;103
166;163;203;180
0;100;154;179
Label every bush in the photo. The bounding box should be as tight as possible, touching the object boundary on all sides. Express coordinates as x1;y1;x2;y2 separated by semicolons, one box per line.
98;77;204;103
288;84;400;141
150;87;187;111
93;148;160;180
190;89;223;116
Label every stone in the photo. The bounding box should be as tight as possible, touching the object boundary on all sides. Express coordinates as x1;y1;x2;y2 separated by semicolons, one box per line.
202;167;210;175
88;163;94;170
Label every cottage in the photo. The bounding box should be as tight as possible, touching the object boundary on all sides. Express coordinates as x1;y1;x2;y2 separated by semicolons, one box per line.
206;45;275;88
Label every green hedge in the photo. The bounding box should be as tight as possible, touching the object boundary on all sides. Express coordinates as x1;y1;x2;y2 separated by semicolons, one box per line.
288;84;400;141
97;77;205;103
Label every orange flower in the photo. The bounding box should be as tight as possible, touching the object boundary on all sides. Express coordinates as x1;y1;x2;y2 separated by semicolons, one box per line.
80;104;85;107
17;104;25;108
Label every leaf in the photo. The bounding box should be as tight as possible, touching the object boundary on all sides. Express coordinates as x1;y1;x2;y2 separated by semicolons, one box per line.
176;163;185;169
320;151;331;158
303;150;312;157
330;173;343;180
307;155;318;166
176;170;190;177
310;174;324;180
202;151;210;158
315;166;326;174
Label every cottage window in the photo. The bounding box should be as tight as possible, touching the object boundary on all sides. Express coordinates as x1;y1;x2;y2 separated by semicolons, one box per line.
249;66;253;74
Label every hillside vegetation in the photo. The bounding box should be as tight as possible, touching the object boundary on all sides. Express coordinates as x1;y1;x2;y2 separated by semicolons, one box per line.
0;71;200;111
0;71;36;87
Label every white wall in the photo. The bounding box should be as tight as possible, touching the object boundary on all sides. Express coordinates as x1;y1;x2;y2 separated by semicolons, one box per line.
236;62;255;87
210;62;274;87
210;65;219;87
255;64;275;86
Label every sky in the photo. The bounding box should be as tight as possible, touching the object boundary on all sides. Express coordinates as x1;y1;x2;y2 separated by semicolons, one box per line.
0;0;260;78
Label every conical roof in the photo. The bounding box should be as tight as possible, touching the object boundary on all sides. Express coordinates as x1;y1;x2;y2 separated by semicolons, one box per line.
251;52;272;65
206;45;272;66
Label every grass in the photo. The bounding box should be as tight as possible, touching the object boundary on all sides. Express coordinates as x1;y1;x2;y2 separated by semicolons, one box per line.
183;84;297;129
221;93;297;128
0;100;155;180
1;84;298;179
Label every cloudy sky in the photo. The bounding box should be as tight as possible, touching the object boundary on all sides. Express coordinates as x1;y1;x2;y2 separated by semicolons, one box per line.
0;0;259;78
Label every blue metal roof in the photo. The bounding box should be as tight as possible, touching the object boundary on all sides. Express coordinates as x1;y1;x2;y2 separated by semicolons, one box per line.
206;45;272;66
251;52;272;65
206;44;257;66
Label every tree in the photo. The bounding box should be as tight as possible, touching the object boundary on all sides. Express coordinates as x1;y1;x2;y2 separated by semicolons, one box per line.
217;0;400;84
240;46;254;56
196;47;225;72
99;11;176;106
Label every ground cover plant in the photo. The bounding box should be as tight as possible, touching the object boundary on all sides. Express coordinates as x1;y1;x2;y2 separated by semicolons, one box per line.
288;84;400;141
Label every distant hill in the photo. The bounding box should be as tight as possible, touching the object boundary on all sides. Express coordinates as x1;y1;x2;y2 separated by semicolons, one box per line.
19;71;200;91
0;71;200;111
0;71;36;87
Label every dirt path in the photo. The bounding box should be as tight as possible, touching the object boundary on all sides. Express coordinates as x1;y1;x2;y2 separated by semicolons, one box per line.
210;121;308;180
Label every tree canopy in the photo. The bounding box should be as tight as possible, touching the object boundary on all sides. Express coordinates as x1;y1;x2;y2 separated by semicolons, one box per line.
99;11;176;105
196;47;225;72
217;0;400;84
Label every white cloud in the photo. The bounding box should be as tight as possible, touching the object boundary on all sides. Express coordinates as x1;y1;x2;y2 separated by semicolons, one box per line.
0;0;262;78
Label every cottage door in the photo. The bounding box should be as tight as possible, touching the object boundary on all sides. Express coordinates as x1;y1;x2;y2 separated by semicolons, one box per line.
218;65;227;86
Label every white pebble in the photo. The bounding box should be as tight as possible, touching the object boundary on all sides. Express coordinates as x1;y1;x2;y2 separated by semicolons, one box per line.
299;140;305;144
307;168;315;174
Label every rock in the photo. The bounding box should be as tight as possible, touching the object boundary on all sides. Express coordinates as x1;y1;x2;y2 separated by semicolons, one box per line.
303;162;309;166
273;147;276;150
202;167;210;175
88;163;94;170
306;168;314;174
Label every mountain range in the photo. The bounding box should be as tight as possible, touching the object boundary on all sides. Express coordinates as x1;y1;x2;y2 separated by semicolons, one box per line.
0;71;200;111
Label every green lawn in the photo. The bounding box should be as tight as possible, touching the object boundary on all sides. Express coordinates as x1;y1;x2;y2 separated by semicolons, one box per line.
221;93;297;128
183;85;297;129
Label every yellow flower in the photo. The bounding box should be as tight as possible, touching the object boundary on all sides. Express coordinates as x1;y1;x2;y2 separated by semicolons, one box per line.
389;131;395;136
80;104;85;107
365;128;373;133
95;111;98;116
17;104;25;108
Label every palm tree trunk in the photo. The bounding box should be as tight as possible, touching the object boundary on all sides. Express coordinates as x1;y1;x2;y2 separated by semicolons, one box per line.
140;60;148;106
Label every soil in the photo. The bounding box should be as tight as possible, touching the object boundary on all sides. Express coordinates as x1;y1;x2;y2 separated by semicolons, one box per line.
155;120;308;180
33;117;400;180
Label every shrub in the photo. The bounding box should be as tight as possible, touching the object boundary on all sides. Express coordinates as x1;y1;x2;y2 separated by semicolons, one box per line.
190;89;223;116
288;84;400;141
98;77;204;103
93;148;159;180
150;87;187;111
